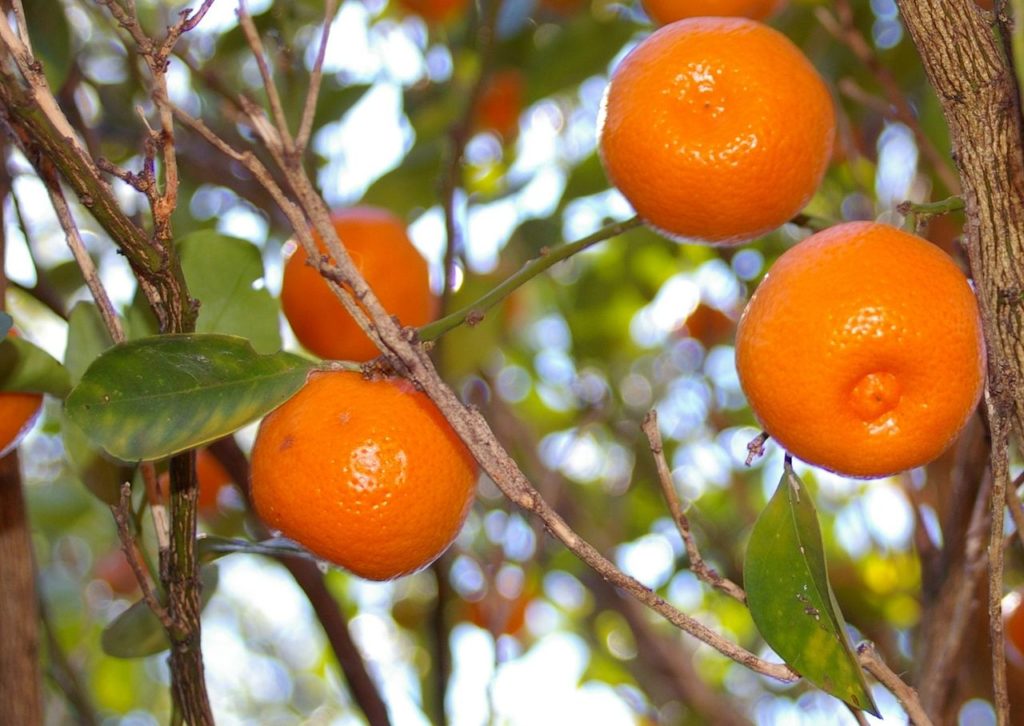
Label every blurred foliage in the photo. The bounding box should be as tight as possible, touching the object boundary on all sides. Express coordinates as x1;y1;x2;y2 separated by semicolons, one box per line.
4;0;1015;724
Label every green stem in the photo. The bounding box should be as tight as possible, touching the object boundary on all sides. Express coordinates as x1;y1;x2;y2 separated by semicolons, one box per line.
898;195;964;216
419;215;643;341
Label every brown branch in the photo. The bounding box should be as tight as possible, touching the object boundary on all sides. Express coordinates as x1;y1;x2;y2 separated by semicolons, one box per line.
111;483;172;629
858;642;933;726
985;386;1012;723
642;410;746;603
0;451;43;726
1006;472;1024;552
295;0;339;155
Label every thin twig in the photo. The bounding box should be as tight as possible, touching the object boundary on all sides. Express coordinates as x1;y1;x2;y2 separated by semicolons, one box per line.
985;385;1011;724
642;410;746;603
816;2;961;194
857;642;933;726
295;0;339;155
744;431;769;466
37;164;125;343
236;0;294;150
111;483;172;629
420;216;643;341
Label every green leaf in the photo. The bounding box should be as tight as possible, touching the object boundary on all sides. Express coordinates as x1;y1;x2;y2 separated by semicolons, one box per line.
101;565;219;659
24;0;73;91
62;412;134;505
179;231;282;354
744;459;879;716
65;334;313;461
0;335;71;397
0;312;11;338
66;302;115;385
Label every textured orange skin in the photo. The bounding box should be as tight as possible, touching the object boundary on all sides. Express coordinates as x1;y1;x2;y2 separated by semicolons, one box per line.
476;69;525;141
281;206;435;362
397;0;468;23
641;0;786;24
0;330;42;457
598;18;835;244
251;372;479;581
735;222;985;479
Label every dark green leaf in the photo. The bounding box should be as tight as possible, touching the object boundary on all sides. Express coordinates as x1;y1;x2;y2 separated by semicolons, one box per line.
101;565;219;659
0;336;71;397
65;334;313;461
362;142;443;216
66;302;115;385
744;459;879;716
25;0;73;91
179;231;282;354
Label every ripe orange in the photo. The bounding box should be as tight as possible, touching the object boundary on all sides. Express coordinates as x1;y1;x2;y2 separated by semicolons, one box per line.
735;222;985;478
598;18;834;244
475;69;525;142
641;0;786;24
281;206;436;362
250;371;479;581
396;0;468;23
159;448;235;517
0;329;43;457
681;302;735;348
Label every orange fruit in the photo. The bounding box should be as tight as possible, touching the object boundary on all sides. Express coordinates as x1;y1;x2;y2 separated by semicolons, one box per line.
466;591;531;637
250;371;479;581
1006;591;1024;664
475;69;525;142
281;206;435;362
0;329;43;457
598;18;834;244
93;547;142;596
641;0;786;24
158;448;235;518
735;222;985;478
681;303;735;347
396;0;468;23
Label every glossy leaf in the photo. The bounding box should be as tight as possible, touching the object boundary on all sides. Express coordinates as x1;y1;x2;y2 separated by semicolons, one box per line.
65;334;313;461
101;566;219;659
0;335;71;397
179;231;282;354
744;460;879;716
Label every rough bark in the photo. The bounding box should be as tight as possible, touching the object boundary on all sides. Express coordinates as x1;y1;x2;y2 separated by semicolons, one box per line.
0;451;42;726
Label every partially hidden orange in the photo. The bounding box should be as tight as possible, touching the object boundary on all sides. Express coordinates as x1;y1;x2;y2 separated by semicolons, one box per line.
0;329;43;457
281;206;435;362
641;0;786;24
475;69;525;142
250;371;479;581
598;18;834;244
735;222;985;478
158;448;235;518
396;0;469;23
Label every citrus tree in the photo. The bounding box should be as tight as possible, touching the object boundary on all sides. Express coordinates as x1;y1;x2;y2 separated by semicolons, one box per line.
0;0;1021;724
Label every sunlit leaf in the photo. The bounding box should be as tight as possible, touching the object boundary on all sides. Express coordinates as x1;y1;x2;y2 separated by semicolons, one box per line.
179;231;282;354
0;335;71;397
65;334;313;461
744;459;879;716
101;566;219;659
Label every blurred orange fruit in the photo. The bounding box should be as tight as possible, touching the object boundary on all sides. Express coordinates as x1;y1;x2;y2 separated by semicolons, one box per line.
251;371;478;581
641;0;786;24
681;303;735;348
598;18;834;244
397;0;469;23
0;329;43;457
158;448;235;518
735;222;985;478
475;69;525;142
281;206;435;362
93;547;142;596
466;590;531;637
